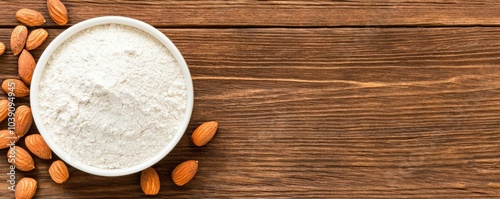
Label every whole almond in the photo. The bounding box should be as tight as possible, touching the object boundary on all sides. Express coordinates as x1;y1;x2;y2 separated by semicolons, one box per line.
15;105;33;138
16;8;46;27
0;99;8;122
1;79;30;97
7;146;35;171
10;25;28;56
47;0;69;25
140;167;160;195
191;121;218;147
15;177;37;199
19;50;36;85
26;134;52;160
172;160;198;186
0;42;5;56
26;28;48;51
0;130;18;150
49;160;69;184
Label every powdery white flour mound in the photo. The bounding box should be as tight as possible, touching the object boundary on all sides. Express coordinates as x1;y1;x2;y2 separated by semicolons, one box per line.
38;24;187;169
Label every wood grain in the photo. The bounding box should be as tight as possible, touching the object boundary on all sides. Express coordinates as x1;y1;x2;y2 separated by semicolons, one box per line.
2;1;500;27
2;0;500;198
0;26;500;198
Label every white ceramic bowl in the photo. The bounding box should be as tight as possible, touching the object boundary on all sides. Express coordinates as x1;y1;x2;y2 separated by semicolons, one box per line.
30;16;194;176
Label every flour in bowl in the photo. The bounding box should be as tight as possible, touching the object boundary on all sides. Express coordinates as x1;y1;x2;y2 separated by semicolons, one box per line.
38;24;187;169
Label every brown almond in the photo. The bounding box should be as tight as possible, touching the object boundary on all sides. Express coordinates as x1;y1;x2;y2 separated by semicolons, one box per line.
172;160;198;186
15;177;37;199
0;42;5;56
47;0;69;25
10;25;28;56
19;50;36;85
26;134;52;160
191;121;218;147
140;167;160;195
8;146;35;171
1;79;30;97
49;160;69;184
0;99;8;123
26;28;48;51
0;130;18;150
16;8;45;27
14;105;33;138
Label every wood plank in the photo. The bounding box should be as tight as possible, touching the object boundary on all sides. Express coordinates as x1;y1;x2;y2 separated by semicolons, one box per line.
1;27;500;197
2;1;500;27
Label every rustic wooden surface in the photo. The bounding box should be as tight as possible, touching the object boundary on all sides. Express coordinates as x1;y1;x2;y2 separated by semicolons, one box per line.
1;0;500;198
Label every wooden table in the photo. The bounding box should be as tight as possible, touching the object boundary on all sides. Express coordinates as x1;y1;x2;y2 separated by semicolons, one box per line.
1;1;500;198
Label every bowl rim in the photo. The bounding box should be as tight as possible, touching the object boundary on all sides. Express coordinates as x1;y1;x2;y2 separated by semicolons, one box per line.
30;16;194;177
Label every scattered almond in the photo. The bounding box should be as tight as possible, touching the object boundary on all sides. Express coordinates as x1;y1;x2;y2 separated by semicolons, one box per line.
16;8;46;27
26;28;48;51
26;134;52;160
191;121;218;147
0;99;8;123
0;130;17;150
140;167;160;195
8;146;35;171
1;79;30;97
172;160;198;186
0;42;5;56
15;177;37;199
47;0;69;25
14;105;33;138
49;160;69;184
10;25;28;56
18;49;36;85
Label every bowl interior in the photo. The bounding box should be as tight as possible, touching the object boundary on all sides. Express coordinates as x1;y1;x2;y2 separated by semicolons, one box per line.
30;16;194;176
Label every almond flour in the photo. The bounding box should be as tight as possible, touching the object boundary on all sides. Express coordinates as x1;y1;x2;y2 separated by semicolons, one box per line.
38;24;187;169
